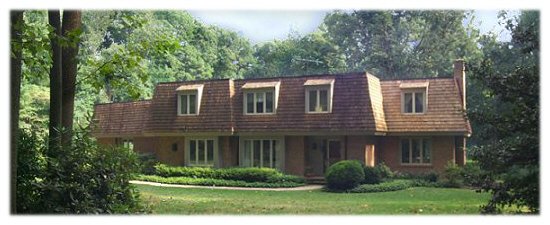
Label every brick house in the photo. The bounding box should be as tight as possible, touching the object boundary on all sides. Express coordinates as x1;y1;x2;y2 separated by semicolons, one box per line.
92;60;471;177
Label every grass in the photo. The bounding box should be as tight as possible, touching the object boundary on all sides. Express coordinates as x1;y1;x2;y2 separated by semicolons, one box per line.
136;184;490;214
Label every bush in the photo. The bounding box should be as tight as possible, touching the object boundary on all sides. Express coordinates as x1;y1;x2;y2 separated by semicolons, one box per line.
136;175;304;188
51;130;148;213
461;162;484;187
137;153;159;175
350;179;416;193
153;164;305;184
363;163;394;184
16;129;46;213
394;171;439;183
440;161;464;188
325;160;365;191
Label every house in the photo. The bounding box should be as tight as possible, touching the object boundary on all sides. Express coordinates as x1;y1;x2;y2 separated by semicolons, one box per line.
92;60;471;177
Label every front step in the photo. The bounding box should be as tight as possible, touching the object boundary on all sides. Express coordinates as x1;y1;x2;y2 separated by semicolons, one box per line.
305;176;326;185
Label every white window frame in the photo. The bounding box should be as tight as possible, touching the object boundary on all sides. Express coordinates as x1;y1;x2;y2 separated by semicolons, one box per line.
176;85;203;116
185;137;218;167
401;89;427;114
400;137;432;165
243;89;277;115
305;85;333;113
239;137;285;170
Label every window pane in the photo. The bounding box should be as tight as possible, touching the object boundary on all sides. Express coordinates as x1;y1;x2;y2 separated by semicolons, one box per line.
256;92;264;113
265;92;273;113
243;140;251;167
319;90;328;111
415;92;424;113
263;140;271;168
190;140;196;164
422;139;431;164
272;140;277;169
198;140;205;163
401;139;410;163
189;94;196;114
207;140;214;165
181;95;188;114
404;93;413;113
253;140;261;167
309;90;317;112
412;139;421;163
246;93;254;113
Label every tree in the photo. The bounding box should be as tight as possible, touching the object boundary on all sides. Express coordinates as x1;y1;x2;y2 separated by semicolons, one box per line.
48;10;62;158
10;9;24;214
60;10;82;147
469;11;539;213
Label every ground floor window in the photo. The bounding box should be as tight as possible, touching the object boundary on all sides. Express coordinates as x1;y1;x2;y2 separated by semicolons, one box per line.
241;139;280;168
116;138;134;150
188;139;215;167
401;138;431;165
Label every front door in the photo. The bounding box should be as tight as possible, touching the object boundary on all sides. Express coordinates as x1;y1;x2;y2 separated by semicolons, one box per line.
325;140;342;171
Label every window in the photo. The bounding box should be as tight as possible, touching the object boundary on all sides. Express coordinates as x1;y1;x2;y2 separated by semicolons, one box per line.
402;90;426;114
306;87;330;113
188;139;215;166
401;138;431;165
116;138;134;150
244;91;275;114
176;84;203;115
241;139;279;168
178;93;198;115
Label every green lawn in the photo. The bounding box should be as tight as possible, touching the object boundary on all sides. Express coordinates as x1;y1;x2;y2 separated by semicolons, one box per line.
136;184;490;214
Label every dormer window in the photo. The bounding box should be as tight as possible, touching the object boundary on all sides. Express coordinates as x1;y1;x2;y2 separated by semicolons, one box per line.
243;81;280;115
176;84;204;116
304;79;334;113
400;82;428;114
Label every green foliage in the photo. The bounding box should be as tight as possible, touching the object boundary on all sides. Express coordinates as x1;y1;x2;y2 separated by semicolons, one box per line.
37;129;147;214
350;179;416;193
325;160;365;191
137;153;159;175
16;129;46;213
394;171;439;183
154;164;304;184
362;163;394;184
136;175;304;188
19;84;50;135
440;162;464;188
469;11;539;214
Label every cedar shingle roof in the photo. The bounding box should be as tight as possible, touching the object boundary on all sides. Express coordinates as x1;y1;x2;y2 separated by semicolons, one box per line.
380;77;471;134
92;100;151;137
92;73;471;136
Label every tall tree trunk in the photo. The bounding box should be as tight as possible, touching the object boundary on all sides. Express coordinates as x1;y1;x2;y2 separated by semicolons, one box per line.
61;10;81;148
10;10;24;214
48;10;62;158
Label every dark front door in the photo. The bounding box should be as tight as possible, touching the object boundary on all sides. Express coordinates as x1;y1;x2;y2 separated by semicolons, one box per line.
325;140;342;171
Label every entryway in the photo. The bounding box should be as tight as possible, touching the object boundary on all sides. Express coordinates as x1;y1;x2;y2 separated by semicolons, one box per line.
304;136;343;179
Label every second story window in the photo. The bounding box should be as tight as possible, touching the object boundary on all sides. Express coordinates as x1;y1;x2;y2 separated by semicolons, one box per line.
242;81;280;115
176;84;204;116
307;88;329;113
403;91;425;113
304;78;334;114
245;91;274;114
400;82;428;114
179;93;197;115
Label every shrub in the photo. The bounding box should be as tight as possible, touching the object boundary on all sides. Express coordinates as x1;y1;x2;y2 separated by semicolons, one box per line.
350;179;415;193
393;171;439;183
461;161;484;187
137;153;159;175
153;164;304;184
136;175;304;188
363;163;394;184
440;161;464;188
325;160;365;191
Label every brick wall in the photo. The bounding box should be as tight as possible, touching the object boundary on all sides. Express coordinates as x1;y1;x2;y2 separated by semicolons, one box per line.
346;136;376;165
285;136;305;176
378;136;455;173
154;136;186;166
220;136;239;167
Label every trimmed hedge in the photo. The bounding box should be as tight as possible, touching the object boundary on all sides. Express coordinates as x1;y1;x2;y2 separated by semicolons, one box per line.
363;163;394;184
350;179;416;193
136;175;304;188
154;164;305;184
325;160;365;191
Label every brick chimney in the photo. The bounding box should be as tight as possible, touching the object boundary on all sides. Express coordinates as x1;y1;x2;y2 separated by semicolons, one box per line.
453;59;466;110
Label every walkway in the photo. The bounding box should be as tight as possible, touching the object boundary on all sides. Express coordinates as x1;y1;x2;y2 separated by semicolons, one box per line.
130;180;324;191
